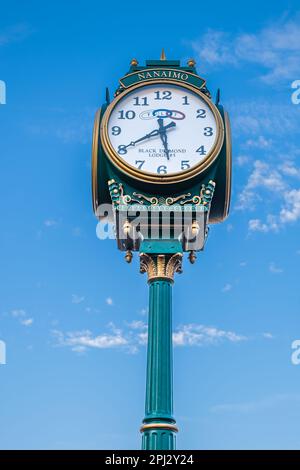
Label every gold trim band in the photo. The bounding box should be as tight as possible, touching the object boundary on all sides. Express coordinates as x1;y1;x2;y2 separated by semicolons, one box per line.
140;423;179;433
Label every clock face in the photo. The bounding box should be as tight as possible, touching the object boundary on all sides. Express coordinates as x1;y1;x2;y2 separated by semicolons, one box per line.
102;82;223;180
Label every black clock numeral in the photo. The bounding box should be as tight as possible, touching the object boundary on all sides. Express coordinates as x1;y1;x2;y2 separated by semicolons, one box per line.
118;110;136;119
182;96;190;105
204;127;213;136
135;160;145;170
117;145;127;155
196;109;206;118
111;126;121;136
181;160;190;170
196;146;206;155
154;90;172;100
133;97;149;106
157;165;167;174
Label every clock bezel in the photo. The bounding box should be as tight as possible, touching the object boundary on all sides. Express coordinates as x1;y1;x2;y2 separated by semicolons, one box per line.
100;80;224;184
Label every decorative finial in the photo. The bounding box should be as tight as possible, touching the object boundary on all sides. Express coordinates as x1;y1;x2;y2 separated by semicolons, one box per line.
188;251;197;264
187;58;196;67
130;58;138;66
125;250;133;263
160;48;166;60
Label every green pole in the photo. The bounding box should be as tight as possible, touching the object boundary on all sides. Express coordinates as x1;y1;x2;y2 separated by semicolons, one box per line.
139;249;182;450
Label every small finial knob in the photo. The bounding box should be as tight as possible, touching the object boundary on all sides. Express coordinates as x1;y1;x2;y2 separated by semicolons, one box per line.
187;58;196;67
188;251;197;264
160;48;166;60
130;58;138;66
125;250;133;263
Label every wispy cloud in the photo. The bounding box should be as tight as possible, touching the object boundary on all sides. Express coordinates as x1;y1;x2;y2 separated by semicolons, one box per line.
262;332;274;339
269;262;283;274
221;283;233;293
26;108;94;144
211;393;300;414
52;321;249;354
52;324;128;353
0;23;32;47
71;294;85;304
20;318;33;327
189;14;300;83
11;309;26;318
44;219;58;227
9;309;34;327
235;159;300;233
236;160;286;212
173;324;246;346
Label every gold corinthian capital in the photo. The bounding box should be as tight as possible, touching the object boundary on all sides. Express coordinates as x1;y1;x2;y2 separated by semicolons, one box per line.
139;253;183;283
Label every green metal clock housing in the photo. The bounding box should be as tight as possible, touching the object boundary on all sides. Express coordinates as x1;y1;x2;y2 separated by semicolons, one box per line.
92;56;231;251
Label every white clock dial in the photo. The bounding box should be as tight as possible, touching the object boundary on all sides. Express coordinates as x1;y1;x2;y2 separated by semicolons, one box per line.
106;83;220;177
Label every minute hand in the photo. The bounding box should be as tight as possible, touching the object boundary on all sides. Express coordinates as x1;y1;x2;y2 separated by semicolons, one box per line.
125;121;176;148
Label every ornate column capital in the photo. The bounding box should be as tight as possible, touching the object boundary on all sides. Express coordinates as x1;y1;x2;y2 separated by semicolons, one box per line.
139;252;183;283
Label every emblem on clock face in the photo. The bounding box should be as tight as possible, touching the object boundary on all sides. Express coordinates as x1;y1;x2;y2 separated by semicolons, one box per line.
100;80;224;184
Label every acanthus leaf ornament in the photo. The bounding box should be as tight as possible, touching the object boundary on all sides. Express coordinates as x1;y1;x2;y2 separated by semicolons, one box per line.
139;252;183;283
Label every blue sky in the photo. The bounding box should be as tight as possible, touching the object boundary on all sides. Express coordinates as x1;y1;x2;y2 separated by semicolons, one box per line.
0;0;300;450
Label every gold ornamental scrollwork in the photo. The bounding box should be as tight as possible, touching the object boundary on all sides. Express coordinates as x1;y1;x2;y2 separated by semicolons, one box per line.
139;253;183;283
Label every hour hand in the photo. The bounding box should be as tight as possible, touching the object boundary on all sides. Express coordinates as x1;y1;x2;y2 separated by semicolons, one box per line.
124;121;176;149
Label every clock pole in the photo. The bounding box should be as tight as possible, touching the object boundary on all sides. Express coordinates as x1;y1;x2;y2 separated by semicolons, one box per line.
139;245;182;450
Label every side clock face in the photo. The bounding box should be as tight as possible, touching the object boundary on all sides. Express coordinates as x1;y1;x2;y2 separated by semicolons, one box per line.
101;81;224;183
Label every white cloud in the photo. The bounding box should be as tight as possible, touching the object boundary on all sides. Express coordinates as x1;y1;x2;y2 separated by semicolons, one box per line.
190;15;300;83
52;327;128;353
52;321;249;354
106;297;113;306
229;100;299;137
248;215;280;233
245;136;272;149
236;160;286;211
11;309;26;318
221;283;232;293
20;318;33;327
10;309;34;327
269;262;283;274
127;320;147;330
280;189;300;223
279;161;300;178
262;332;274;339
139;308;148;316
248;188;300;232
173;324;246;346
44;219;58;227
71;294;85;304
236;155;250;167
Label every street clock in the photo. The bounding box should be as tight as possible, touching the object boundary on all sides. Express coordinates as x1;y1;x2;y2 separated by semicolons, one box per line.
92;56;231;249
91;53;232;451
